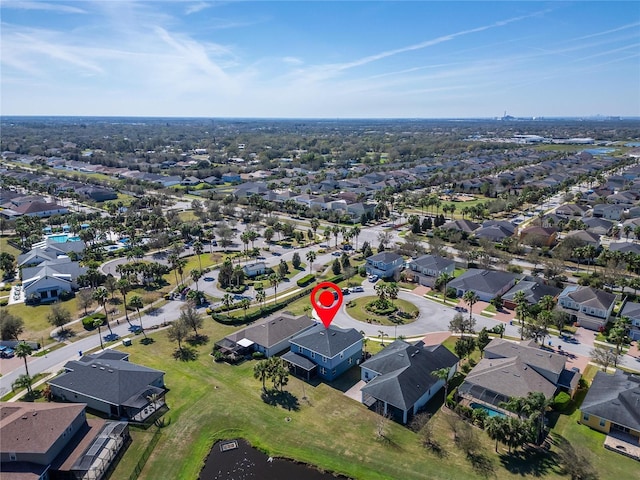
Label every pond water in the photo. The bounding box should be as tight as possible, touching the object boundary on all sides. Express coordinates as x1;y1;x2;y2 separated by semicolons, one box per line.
199;439;351;480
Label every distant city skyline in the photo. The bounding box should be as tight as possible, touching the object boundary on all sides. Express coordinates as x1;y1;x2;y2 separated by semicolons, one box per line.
1;1;639;118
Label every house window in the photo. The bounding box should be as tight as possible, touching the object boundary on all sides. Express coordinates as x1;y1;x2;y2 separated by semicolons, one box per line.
364;371;369;379
332;369;336;376
321;356;327;363
320;367;326;375
311;352;315;359
298;346;303;353
599;418;606;427
9;453;16;461
348;357;353;365
583;414;590;422
340;352;344;359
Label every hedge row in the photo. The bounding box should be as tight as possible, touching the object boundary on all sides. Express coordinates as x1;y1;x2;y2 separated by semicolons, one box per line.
81;312;107;330
296;274;316;287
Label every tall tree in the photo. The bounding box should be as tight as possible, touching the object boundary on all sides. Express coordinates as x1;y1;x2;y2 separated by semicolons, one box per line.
180;304;203;337
129;294;145;339
15;342;33;393
168;319;189;352
306;250;317;273
462;290;479;322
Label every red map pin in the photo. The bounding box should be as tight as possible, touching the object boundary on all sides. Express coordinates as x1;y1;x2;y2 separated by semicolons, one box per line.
310;282;343;328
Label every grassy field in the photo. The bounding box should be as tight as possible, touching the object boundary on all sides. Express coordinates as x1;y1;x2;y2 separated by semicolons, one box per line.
3;297;82;345
0;236;22;258
105;314;640;480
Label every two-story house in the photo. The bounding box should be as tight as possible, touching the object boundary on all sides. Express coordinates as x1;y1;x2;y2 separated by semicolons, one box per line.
365;252;404;280
557;285;617;331
619;301;640;340
407;254;455;287
447;269;517;302
283;324;363;381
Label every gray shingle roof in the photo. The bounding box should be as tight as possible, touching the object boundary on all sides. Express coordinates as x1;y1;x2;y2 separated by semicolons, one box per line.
460;356;557;400
483;338;566;376
366;252;403;264
410;254;454;271
448;269;516;295
360;341;458;410
502;281;561;305
566;286;616;310
581;370;640;431
49;351;164;406
289;324;362;358
227;314;315;348
621;300;640;320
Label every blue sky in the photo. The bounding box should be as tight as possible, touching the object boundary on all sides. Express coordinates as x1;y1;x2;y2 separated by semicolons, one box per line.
1;1;639;118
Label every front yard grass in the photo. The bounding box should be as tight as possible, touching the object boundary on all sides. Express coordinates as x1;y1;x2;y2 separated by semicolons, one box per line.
4;297;82;345
346;296;419;326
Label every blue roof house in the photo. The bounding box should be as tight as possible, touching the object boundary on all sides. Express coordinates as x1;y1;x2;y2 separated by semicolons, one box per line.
283;324;363;381
365;252;404;279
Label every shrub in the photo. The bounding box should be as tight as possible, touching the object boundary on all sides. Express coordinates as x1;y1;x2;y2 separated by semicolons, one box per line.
553;391;572;412
0;299;8;307
297;274;315;287
252;352;265;360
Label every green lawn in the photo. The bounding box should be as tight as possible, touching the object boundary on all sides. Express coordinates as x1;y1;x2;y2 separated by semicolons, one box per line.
107;315;636;480
3;297;81;345
346;296;419;326
0;236;22;258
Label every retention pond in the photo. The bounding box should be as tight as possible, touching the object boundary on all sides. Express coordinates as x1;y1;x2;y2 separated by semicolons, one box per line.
199;439;350;480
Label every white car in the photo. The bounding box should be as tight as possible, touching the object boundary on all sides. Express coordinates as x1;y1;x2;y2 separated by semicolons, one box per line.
350;286;364;293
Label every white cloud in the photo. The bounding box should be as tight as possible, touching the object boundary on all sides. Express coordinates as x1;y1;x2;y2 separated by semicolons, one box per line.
185;2;210;15
0;0;87;14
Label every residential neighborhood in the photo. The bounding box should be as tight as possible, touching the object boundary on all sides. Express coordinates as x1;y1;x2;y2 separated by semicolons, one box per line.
1;117;640;480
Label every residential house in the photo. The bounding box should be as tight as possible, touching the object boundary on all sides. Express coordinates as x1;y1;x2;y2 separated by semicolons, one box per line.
583;217;613;236
473;220;515;243
557;285;617;331
502;281;562;309
407;254;455;287
21;258;87;303
48;350;166;422
593;204;626;221
441;219;480;234
580;370;640;459
563;230;601;249
619;301;640;341
447;269;517;302
221;173;242;184
242;262;267;278
283;324;363;381
458;338;580;414
365;252;404;280
360;341;458;424
608;241;640;256
519;225;558;247
0;402;128;480
181;176;201;186
215;314;316;357
556;203;590;217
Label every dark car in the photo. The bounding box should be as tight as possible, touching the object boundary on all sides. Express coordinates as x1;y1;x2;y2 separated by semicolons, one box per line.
342;288;350;295
272;252;282;256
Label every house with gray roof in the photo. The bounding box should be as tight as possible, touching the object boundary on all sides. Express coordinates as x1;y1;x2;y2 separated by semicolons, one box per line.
460;336;581;412
48;350;166;422
283;324;363;381
215;313;316;357
563;229;601;248
448;269;517;302
407;254;455;287
365;252;404;279
0;402;128;480
580;370;640;459
558;285;617;331
608;241;640;256
360;341;458;424
441;219;480;234
583;217;613;236
593;203;625;221
458;356;558;413
620;301;640;341
502;281;561;309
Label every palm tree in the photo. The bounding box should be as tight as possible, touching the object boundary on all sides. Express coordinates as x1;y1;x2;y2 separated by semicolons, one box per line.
92;287;113;333
129;294;146;339
486;416;508;453
513;290;528;340
256;289;266;310
117;278;131;324
94;318;105;350
15;342;33;393
462;290;479;322
222;293;233;311
305;250;317;273
253;361;269;391
240;298;251;319
378;329;388;346
431;366;451;407
269;273;280;303
190;268;202;292
193;240;204;271
437;272;453;303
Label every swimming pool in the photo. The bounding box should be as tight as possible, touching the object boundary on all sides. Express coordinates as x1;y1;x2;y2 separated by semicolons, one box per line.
470;402;506;418
47;234;81;243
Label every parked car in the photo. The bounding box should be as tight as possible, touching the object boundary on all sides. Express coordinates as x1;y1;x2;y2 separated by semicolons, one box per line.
342;288;350;295
1;347;15;358
332;251;341;256
368;275;379;283
351;286;364;293
272;251;282;256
